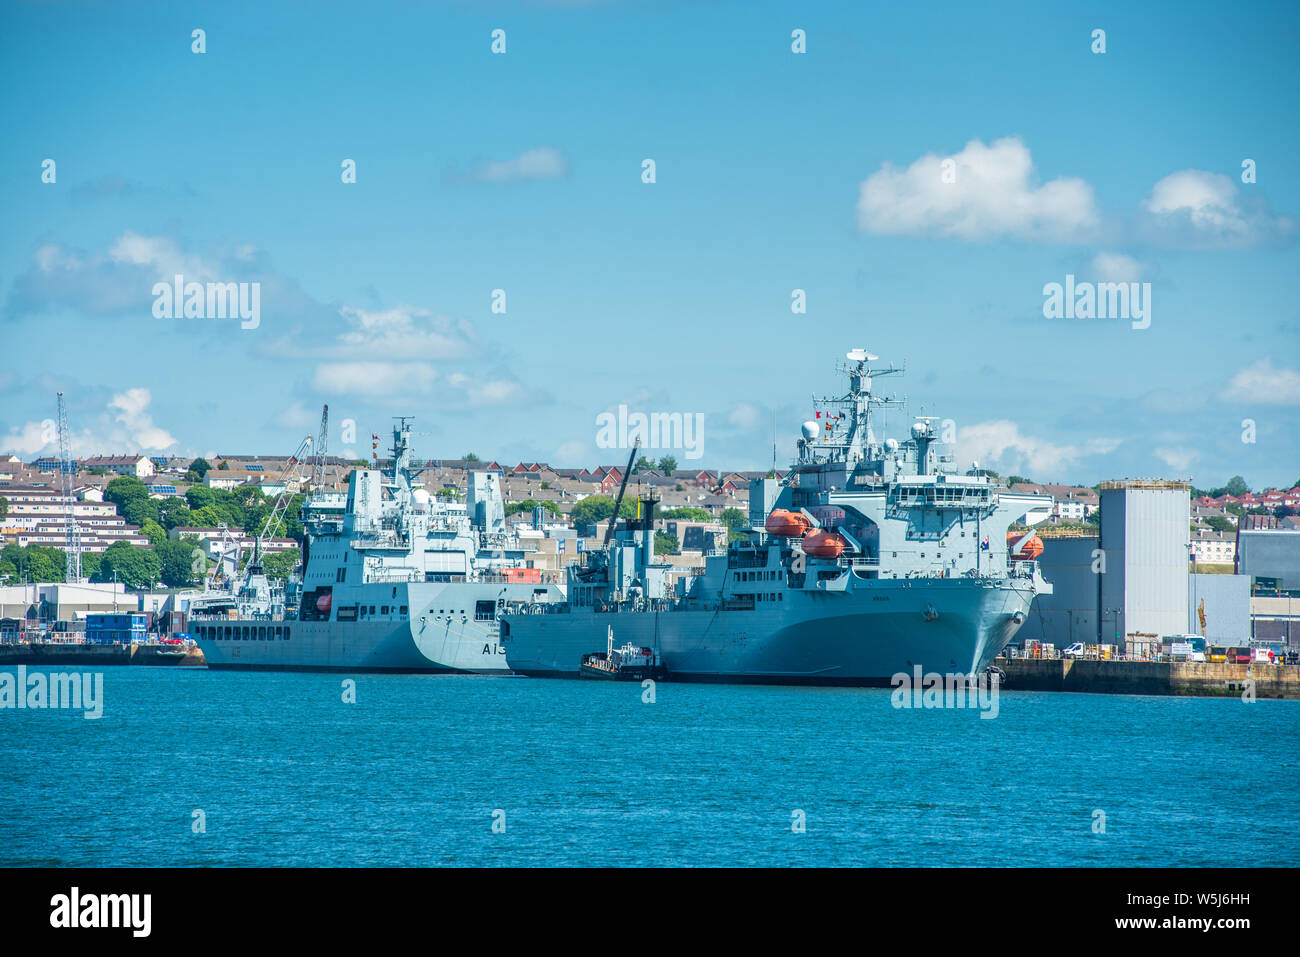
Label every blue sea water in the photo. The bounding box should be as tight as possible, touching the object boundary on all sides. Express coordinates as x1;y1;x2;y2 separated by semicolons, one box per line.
1;667;1297;867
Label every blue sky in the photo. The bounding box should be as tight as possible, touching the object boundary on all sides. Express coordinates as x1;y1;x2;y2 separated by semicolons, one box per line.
2;0;1297;488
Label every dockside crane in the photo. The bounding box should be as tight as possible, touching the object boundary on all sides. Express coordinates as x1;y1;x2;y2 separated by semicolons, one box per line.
310;404;329;490
602;439;641;551
245;433;312;577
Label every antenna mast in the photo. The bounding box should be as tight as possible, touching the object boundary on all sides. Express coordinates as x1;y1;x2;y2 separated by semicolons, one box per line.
56;393;83;583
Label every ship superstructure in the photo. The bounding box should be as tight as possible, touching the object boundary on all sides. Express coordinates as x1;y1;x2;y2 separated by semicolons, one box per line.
191;420;563;671
500;349;1054;684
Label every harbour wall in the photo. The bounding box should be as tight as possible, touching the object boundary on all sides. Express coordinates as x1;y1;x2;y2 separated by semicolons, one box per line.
0;643;206;667
996;657;1299;699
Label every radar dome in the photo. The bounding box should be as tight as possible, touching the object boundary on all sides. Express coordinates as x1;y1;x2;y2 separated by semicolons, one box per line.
911;421;928;439
885;437;899;452
412;488;431;506
801;421;818;441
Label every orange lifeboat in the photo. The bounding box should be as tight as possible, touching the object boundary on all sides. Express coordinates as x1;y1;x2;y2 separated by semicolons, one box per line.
803;530;847;558
1006;531;1044;560
316;593;333;613
765;509;810;538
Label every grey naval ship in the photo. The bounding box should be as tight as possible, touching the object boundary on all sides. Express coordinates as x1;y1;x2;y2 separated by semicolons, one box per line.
191;420;563;672
500;349;1054;685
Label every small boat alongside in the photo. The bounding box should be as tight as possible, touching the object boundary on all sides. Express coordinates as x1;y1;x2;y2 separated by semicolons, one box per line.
580;626;666;681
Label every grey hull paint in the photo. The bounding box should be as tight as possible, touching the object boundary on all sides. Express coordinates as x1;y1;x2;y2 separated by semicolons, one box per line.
503;578;1035;685
197;581;559;673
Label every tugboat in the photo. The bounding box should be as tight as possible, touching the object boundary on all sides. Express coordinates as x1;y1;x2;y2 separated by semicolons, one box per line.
580;626;666;681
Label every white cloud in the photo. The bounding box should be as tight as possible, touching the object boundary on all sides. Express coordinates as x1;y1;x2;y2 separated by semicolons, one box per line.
445;372;528;408
1090;251;1145;282
273;402;319;430
1223;359;1300;405
728;403;762;429
1140;170;1295;247
332;305;476;360
552;439;589;463
856;137;1099;241
1155;447;1198;472
468;147;568;183
108;388;176;449
108;231;214;279
0;420;52;456
312;362;437;396
954;419;1119;477
1;388;176;456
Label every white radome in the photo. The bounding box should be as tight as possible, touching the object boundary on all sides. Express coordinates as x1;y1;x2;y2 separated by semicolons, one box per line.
801;421;819;441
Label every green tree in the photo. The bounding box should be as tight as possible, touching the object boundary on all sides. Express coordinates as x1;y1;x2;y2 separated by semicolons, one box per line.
217;460;230;470
261;549;302;582
660;507;713;522
1006;475;1033;487
634;456;654;474
185;485;216;510
654;532;678;556
657;456;678;473
720;506;750;544
158;500;195;531
1224;475;1249;497
0;495;7;520
463;453;481;463
1;544;69;583
80;551;102;581
436;487;463;501
104;476;155;527
157;538;204;588
189;457;212;478
504;499;562;518
140;518;168;547
569;495;637;529
1204;515;1236;533
94;542;162;589
25;546;66;582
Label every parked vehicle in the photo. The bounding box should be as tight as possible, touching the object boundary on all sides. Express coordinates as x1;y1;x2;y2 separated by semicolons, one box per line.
1063;642;1086;659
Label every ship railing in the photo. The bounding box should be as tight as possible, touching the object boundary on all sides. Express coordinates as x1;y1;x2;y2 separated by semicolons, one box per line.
477;573;562;585
365;570;425;583
1008;559;1038;578
837;556;880;569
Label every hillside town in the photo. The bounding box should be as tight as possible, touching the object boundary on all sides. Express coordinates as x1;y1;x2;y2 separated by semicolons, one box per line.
3;444;1298;590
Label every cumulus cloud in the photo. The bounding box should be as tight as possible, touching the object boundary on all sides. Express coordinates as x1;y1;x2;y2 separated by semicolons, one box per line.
1;388;176;456
953;419;1119;477
1090;251;1145;282
1222;359;1300;405
458;147;569;183
445;372;528;408
332;305;477;360
728;403;762;429
856;137;1099;241
1140;170;1295;247
2;230;301;323
1155;446;1198;472
312;362;438;396
108;388;177;449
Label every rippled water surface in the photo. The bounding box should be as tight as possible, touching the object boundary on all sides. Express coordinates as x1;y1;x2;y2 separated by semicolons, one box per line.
2;668;1297;866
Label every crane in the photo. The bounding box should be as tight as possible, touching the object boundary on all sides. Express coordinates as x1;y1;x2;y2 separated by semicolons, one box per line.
310;404;329;490
601;439;641;551
246;433;312;575
56;393;83;583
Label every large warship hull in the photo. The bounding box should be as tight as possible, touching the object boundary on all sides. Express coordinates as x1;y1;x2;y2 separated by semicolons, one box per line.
503;577;1036;685
195;581;559;673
